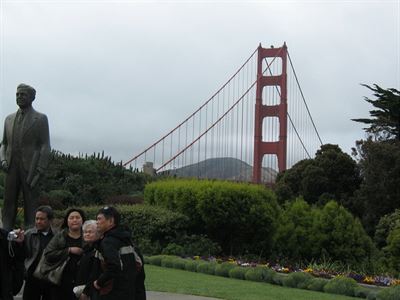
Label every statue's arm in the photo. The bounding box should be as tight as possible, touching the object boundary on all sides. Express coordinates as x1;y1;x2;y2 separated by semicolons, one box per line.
0;119;9;171
37;114;51;172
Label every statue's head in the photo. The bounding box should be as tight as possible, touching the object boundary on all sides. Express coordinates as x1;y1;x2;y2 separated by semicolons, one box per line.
16;83;36;109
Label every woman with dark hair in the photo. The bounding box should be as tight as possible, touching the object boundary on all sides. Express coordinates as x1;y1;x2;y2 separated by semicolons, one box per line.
38;208;85;300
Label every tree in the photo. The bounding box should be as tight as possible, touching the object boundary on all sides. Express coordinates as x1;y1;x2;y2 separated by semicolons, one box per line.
275;144;361;213
352;84;400;141
351;139;400;235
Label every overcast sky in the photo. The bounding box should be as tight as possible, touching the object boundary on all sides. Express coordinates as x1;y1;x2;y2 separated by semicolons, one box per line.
1;0;399;166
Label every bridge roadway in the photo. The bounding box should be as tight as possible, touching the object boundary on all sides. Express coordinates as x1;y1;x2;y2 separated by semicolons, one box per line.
15;290;221;299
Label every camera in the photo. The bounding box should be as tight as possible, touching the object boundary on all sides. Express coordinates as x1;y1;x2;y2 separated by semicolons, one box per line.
7;231;18;241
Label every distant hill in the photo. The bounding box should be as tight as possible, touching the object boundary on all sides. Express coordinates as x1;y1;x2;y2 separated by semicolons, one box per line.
163;157;277;183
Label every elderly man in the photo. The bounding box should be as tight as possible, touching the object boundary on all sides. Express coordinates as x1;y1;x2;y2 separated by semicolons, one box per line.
0;83;51;230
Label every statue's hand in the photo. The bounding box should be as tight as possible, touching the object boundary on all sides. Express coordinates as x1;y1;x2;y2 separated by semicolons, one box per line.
27;168;42;188
0;160;9;172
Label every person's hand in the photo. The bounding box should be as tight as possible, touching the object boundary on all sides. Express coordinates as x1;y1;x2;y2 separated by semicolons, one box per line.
79;293;89;300
93;280;100;290
68;247;83;255
13;229;25;243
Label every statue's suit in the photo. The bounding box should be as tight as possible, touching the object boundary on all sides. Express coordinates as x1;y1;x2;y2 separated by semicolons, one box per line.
0;107;50;229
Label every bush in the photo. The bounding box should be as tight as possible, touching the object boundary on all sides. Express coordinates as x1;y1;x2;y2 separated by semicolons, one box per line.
215;263;236;277
172;258;186;270
311;201;375;268
307;278;328;292
184;259;200;272
162;243;185;256
376;285;400;300
244;267;265;282
196;262;216;275
229;267;247;280
261;268;277;284
160;256;176;268
272;272;286;286
147;255;166;266
354;287;376;299
282;271;313;289
323;276;358;297
145;179;280;257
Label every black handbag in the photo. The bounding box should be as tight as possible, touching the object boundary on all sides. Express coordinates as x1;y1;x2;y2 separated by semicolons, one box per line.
33;253;70;286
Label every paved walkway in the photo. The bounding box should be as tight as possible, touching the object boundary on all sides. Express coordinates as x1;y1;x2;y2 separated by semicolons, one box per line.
16;291;221;300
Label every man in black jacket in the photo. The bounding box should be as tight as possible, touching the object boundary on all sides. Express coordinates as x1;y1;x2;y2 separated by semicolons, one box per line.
20;206;55;300
94;206;145;300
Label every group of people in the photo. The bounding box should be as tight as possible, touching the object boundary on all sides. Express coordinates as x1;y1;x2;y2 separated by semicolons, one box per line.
0;205;146;300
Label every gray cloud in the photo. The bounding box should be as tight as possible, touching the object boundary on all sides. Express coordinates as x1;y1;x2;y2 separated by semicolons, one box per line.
1;1;399;165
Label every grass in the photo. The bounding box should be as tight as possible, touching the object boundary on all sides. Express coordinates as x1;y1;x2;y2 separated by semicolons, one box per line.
145;265;357;300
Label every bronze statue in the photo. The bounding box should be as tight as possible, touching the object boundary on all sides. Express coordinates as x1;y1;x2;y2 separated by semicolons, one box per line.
0;83;51;230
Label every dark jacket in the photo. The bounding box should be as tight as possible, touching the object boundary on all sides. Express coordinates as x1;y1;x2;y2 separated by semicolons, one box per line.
75;243;101;299
23;227;55;276
0;229;24;300
95;226;145;300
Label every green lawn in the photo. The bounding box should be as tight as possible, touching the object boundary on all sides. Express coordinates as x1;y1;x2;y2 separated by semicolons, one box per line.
145;265;357;300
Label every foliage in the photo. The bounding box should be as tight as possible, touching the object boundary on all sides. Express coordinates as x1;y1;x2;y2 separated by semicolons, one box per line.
38;150;150;206
144;179;280;257
273;198;316;263
384;227;400;275
244;267;266;282
184;259;200;272
274;199;375;268
307;278;328;292
323;276;358;297
282;271;313;289
275;144;361;213
162;234;221;257
374;210;400;249
229;266;247;280
352;139;400;235
311;201;375;267
352;84;400;142
215;262;236;277
196;262;217;275
376;285;400;300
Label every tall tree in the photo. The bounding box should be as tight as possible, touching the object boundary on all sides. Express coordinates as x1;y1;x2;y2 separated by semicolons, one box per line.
275;144;361;212
352;84;400;141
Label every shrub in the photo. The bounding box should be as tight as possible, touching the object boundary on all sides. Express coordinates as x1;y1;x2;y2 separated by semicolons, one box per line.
272;272;286;286
354;287;376;299
160;256;176;268
282;271;313;289
145;179;280;257
162;243;185;256
307;278;328;292
311;201;375;268
244;267;265;282
376;285;400;300
229;267;247;280
215;262;236;277
184;259;200;272
197;262;211;274
172;257;186;270
323;276;358;297
261;268;277;284
147;255;166;266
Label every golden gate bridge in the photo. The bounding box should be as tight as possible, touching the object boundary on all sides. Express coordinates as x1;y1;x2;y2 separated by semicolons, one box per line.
123;43;323;184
